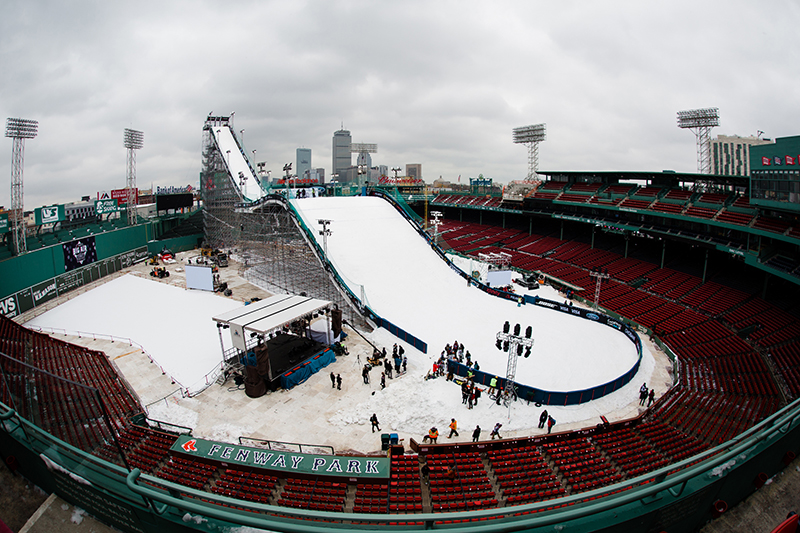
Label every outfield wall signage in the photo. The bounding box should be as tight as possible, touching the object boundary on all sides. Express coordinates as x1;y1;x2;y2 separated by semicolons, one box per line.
111;188;138;205
171;435;389;479
0;213;8;234
35;204;65;225
0;245;147;318
95;198;119;215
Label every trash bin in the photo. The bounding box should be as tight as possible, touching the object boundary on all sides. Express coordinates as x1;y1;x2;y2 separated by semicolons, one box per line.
389;433;399;445
381;433;390;451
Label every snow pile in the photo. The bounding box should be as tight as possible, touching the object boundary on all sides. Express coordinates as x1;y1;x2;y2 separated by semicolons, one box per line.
26;274;244;393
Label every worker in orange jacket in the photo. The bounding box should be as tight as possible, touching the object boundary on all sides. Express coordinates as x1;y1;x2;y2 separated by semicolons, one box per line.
448;418;459;438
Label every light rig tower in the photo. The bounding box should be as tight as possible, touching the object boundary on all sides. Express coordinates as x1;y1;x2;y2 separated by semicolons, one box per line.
5;117;38;255
123;128;144;226
513;123;547;181
677;108;719;176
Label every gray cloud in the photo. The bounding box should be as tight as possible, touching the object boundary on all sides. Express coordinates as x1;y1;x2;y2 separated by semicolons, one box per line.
1;0;799;208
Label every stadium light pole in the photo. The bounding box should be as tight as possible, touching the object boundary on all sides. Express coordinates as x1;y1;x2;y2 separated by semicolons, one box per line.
589;268;610;310
430;211;443;246
513;123;546;182
677;108;719;175
123;128;144;227
6;117;38;255
495;321;534;417
318;219;332;258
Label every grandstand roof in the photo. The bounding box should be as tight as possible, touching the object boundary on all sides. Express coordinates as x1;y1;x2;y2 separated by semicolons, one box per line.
539;170;749;188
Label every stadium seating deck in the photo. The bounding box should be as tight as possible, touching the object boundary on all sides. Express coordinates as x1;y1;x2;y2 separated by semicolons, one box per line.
2;210;800;519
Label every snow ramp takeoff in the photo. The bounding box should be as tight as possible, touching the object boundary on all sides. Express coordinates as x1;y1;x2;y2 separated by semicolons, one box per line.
205;117;264;202
291;194;647;397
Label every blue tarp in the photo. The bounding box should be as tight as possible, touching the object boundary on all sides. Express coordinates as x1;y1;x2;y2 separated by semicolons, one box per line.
280;348;336;389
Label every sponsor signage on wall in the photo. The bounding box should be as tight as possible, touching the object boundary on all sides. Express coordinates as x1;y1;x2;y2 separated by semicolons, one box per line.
0;213;8;234
94;198;119;215
171;436;389;479
34;204;65;225
111;188;138;205
0;246;147;318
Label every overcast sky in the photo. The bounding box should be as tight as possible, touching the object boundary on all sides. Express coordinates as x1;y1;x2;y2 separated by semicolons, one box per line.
2;1;799;208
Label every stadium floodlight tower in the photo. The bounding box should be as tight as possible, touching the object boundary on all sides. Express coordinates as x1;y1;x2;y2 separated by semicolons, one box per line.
513;123;546;182
5;118;38;255
677;108;719;176
495;321;534;415
123;128;144;226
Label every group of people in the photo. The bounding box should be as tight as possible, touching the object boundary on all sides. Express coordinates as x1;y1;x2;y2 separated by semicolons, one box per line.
362;343;408;390
421;420;505;444
459;379;482;409
538;409;557;434
639;383;656;407
329;372;342;390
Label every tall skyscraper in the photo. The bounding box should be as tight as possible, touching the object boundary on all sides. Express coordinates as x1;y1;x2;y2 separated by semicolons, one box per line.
296;148;312;181
332;128;352;180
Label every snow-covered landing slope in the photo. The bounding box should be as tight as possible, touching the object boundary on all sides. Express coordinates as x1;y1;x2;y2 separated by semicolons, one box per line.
291;196;642;392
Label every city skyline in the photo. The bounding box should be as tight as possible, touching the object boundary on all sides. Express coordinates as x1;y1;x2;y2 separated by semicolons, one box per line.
1;1;799;208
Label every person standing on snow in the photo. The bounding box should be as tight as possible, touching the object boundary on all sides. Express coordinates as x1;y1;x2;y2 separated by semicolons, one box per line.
448;418;459;438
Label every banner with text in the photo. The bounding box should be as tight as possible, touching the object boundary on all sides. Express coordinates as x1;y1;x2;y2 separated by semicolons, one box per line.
34;204;65;225
171;435;389;479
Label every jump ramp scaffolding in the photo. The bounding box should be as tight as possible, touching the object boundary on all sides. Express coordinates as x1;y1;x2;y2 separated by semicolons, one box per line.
201;115;372;331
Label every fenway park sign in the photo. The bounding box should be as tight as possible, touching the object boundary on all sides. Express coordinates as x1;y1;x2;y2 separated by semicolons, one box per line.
171;436;389;478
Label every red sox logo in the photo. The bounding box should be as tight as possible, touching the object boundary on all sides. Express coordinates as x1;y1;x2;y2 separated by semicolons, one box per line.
182;439;197;452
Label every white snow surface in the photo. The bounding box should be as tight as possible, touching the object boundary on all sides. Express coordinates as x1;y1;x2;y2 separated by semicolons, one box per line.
19;195;664;446
210;125;263;202
26;274;244;393
291;196;640;392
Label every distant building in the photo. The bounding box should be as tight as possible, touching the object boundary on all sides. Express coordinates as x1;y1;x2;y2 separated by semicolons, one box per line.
65;201;96;222
296;148;312;181
749;134;800;212
711;135;773;177
406;164;422;181
332;129;352;179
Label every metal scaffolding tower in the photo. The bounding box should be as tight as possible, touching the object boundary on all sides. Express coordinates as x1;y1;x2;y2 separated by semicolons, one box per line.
589;268;610;310
123;128;144;226
5;117;38;255
495;321;534;411
201;116;370;330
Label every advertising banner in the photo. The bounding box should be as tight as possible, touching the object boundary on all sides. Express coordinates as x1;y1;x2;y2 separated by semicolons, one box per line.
0;213;8;234
111;188;138;206
171;436;389;479
35;205;65;225
94;198;119;215
63;236;98;272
